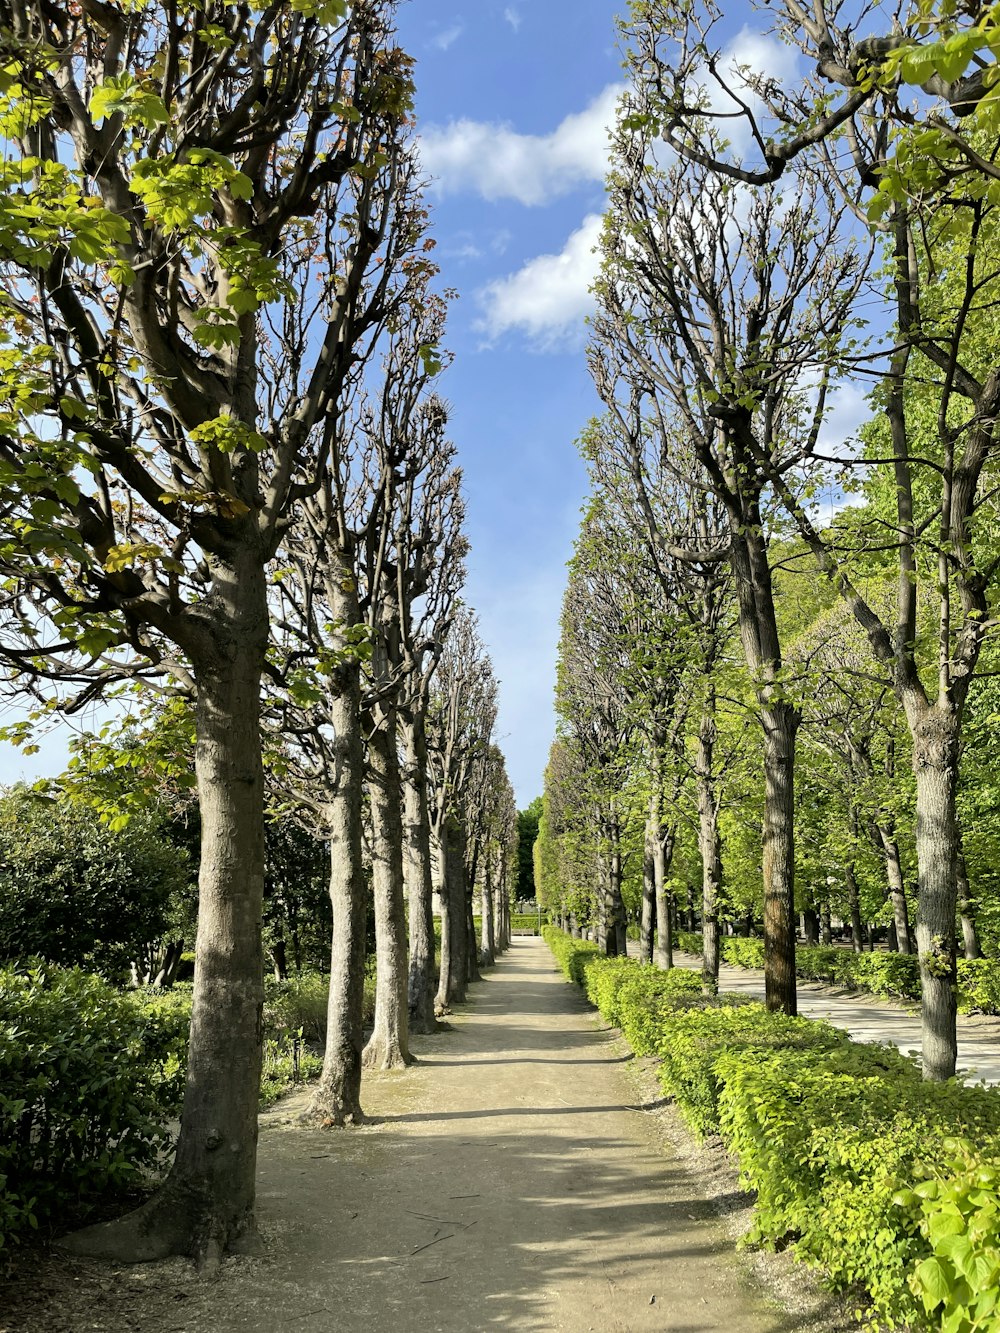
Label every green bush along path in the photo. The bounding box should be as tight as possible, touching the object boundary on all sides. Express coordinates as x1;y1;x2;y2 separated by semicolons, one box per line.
6;939;780;1332
672;946;1000;1086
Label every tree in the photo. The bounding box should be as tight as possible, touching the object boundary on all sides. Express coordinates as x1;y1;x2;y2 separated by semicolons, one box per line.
632;0;1000;1080
593;77;866;1009
0;0;416;1258
426;609;499;1009
516;798;542;902
0;786;188;976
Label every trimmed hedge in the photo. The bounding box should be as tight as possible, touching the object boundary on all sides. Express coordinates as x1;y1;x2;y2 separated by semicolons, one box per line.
676;932;1000;1015
543;927;1000;1331
542;925;599;984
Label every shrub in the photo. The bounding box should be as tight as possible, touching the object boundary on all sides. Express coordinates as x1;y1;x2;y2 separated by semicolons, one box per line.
260;1035;324;1107
894;1138;1000;1332
0;961;187;1250
615;968;706;1054
264;971;331;1045
956;958;1000;1015
654;1002;846;1137
542;925;599;985
583;956;642;1025
675;930;704;956
721;937;765;969
714;1044;1000;1329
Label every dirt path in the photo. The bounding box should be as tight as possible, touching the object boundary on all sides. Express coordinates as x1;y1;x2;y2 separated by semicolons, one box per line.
674;952;1000;1084
4;939;790;1333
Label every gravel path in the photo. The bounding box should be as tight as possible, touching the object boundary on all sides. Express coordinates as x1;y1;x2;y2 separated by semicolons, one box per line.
2;938;793;1332
675;951;1000;1084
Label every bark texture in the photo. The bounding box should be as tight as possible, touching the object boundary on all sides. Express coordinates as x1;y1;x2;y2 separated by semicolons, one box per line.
910;706;960;1081
67;553;269;1265
364;711;412;1070
403;715;440;1034
306;683;367;1126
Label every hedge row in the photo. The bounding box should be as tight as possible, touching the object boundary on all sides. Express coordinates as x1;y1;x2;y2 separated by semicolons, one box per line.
544;928;1000;1331
674;932;1000;1014
0;963;362;1251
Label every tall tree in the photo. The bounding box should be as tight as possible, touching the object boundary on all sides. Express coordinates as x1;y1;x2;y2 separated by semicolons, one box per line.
593;90;865;1010
643;0;1000;1075
0;0;417;1256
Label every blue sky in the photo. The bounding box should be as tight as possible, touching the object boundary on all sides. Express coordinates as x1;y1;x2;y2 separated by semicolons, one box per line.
393;2;625;805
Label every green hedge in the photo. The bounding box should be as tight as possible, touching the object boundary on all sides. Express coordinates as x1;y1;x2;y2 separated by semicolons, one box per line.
679;932;1000;1015
542;927;1000;1330
541;925;599;984
0;962;187;1250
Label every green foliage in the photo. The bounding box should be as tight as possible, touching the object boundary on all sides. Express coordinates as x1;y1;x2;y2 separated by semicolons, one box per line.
956;960;1000;1017
583;955;644;1025
676;929;704;955
259;1037;323;1109
0;962;186;1250
0;787;189;977
894;1139;1000;1332
716;937;1000;1014
545;926;1000;1326
509;913;547;933
715;1045;1000;1330
655;1002;846;1137
795;945;922;1002
516;798;542;900
542;925;599;985
720;937;765;969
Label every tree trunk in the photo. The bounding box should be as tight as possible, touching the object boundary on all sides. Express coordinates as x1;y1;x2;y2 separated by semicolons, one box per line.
654;825;675;970
729;520;797;1016
957;850;983;960
820;903;832;946
909;704;960;1081
609;826;627;956
878;823;913;955
640;784;657;963
845;859;864;953
481;858;496;966
271;939;288;982
152;939;185;989
465;836;483;982
363;709;412;1070
402;713;440;1035
696;688;721;994
436;815;468;1007
802;908;820;947
68;566;269;1265
307;682;367;1126
761;705;798;1015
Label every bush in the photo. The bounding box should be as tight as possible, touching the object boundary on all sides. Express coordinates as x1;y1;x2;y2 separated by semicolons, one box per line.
714;1043;1000;1329
0;961;187;1250
583;956;642;1025
542;925;599;985
675;930;703;955
543;925;1000;1329
894;1138;1000;1331
721;937;765;969
956;958;1000;1015
264;971;332;1045
654;1001;846;1137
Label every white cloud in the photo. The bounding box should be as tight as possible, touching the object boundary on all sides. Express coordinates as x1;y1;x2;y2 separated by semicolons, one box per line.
419;83;623;206
431;23;464;51
504;6;522;32
476;214;603;349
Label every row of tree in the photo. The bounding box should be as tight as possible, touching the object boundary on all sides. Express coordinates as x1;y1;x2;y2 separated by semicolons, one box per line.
540;0;1000;1083
0;0;515;1267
